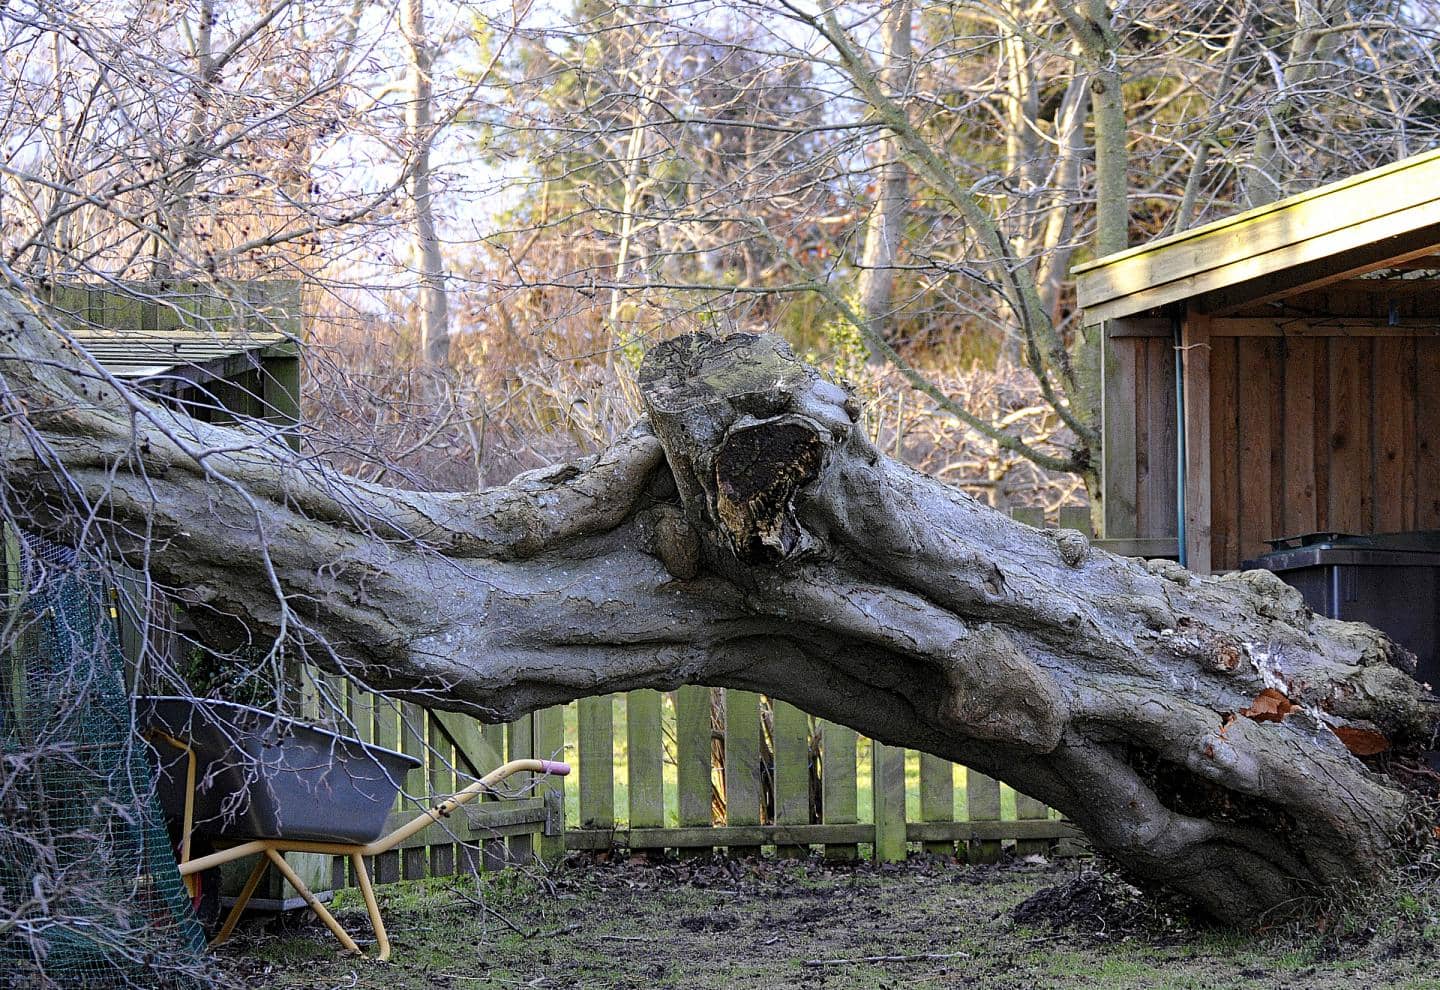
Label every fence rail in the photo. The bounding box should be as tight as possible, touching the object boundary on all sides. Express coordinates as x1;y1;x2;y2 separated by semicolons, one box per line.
323;505;1096;891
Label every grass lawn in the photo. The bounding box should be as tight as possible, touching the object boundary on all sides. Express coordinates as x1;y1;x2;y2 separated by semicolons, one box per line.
214;856;1440;990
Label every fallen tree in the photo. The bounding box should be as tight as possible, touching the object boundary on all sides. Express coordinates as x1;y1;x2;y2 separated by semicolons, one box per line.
1;286;1436;923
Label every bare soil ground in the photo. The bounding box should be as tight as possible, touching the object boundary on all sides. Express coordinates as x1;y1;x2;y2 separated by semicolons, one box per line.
214;855;1440;990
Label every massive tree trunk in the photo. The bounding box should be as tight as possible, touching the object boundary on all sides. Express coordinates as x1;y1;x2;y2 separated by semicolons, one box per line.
1;286;1436;923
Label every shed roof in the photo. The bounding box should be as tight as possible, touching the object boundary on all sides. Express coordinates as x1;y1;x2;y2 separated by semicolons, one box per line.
1074;148;1440;323
69;327;295;395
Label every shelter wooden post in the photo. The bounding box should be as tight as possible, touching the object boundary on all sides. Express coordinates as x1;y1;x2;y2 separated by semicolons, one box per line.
1181;306;1213;573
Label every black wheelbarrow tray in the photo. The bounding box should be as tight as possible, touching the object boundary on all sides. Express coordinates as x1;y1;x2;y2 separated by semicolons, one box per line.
139;696;569;960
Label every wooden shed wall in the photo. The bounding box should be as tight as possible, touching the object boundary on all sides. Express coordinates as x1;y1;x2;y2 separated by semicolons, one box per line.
1103;319;1440;572
1208;333;1440;569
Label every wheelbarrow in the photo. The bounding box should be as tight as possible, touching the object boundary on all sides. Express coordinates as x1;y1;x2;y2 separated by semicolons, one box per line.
139;696;569;961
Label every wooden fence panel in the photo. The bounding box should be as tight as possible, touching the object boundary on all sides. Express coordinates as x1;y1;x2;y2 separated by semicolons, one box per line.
578;696;615;828
967;770;1003;864
919;753;954;857
723;690;763;856
508;714;535;862
427;712;457;876
534;706;566;863
872;741;907;862
771;699;810;857
820;721;858;861
675;686;713;856
400;702;428;879
626;691;664;831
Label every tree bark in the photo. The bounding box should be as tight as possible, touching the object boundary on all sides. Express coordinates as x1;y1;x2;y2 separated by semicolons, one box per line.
1;287;1435;923
402;0;450;365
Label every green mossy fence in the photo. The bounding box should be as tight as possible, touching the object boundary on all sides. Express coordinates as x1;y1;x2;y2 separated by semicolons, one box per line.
324;506;1094;892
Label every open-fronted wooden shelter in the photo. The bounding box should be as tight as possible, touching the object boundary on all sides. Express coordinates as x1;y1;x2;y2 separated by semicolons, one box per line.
1076;148;1440;573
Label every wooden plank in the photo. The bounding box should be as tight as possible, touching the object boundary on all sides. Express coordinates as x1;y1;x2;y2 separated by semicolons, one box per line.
1373;338;1415;532
1014;791;1051;859
1212;317;1440;337
674;687;712;857
1327;337;1368;533
966;768;1002;864
533;706;566;863
1104;317;1172;337
918;754;955;857
507;714;535;863
1416;339;1440;527
626;691;664;831
479;722;507;871
1057;505;1092;536
723;690;763;855
1102;332;1139;540
345;682;376;887
1209;336;1239;569
563;820;1081;851
1237;338;1276;562
1010;506;1043;529
1182;307;1213;573
399;702;428;879
577;695;615;828
371;696;402;884
871;741;906;863
1139;337;1179;539
427;710;457;877
820;721;858;861
1282;337;1319;536
771;700;811;857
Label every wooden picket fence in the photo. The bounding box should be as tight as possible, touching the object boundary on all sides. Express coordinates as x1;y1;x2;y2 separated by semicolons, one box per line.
324;505;1093;891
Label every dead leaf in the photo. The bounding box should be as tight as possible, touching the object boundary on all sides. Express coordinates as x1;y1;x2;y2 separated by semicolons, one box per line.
1331;725;1390;756
1240;688;1295;723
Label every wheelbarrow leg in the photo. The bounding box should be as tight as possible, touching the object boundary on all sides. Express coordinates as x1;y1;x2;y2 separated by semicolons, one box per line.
263;847;363;956
212;854;269;946
350;852;392;961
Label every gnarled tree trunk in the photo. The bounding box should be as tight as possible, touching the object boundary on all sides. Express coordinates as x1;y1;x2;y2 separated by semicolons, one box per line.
0;286;1435;923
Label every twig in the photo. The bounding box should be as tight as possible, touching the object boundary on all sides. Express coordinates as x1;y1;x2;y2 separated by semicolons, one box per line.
598;934;647;942
803;951;971;967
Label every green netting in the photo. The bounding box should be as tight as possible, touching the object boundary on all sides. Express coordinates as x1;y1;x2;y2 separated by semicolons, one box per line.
0;538;208;989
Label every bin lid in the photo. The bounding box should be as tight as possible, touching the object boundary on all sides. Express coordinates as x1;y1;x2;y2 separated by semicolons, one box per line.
1247;530;1440;571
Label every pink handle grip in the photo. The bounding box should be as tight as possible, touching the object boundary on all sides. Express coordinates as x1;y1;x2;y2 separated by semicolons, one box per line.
538;760;572;776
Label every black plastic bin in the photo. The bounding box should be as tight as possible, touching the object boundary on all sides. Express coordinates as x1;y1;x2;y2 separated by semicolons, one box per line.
1244;531;1440;689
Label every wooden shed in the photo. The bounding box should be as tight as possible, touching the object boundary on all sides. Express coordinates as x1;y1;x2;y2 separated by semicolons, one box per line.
1075;148;1440;574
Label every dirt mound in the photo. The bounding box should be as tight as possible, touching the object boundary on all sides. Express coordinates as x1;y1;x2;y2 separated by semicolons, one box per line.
1011;868;1181;941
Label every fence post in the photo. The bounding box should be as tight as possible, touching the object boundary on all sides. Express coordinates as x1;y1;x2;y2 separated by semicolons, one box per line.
919;753;955;857
966;768;1003;864
872;741;907;862
577;696;615;830
675;686;713;857
534;706;567;863
371;698;402;883
723;690;763;856
507;714;535;863
626;691;665;842
771;699;810;857
400;702;428;878
820;721;858;861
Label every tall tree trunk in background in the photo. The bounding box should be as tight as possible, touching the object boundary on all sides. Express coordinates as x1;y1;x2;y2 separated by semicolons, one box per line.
403;0;450;365
1054;0;1127;256
857;0;911;343
1245;0;1345;207
3;289;1436;925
